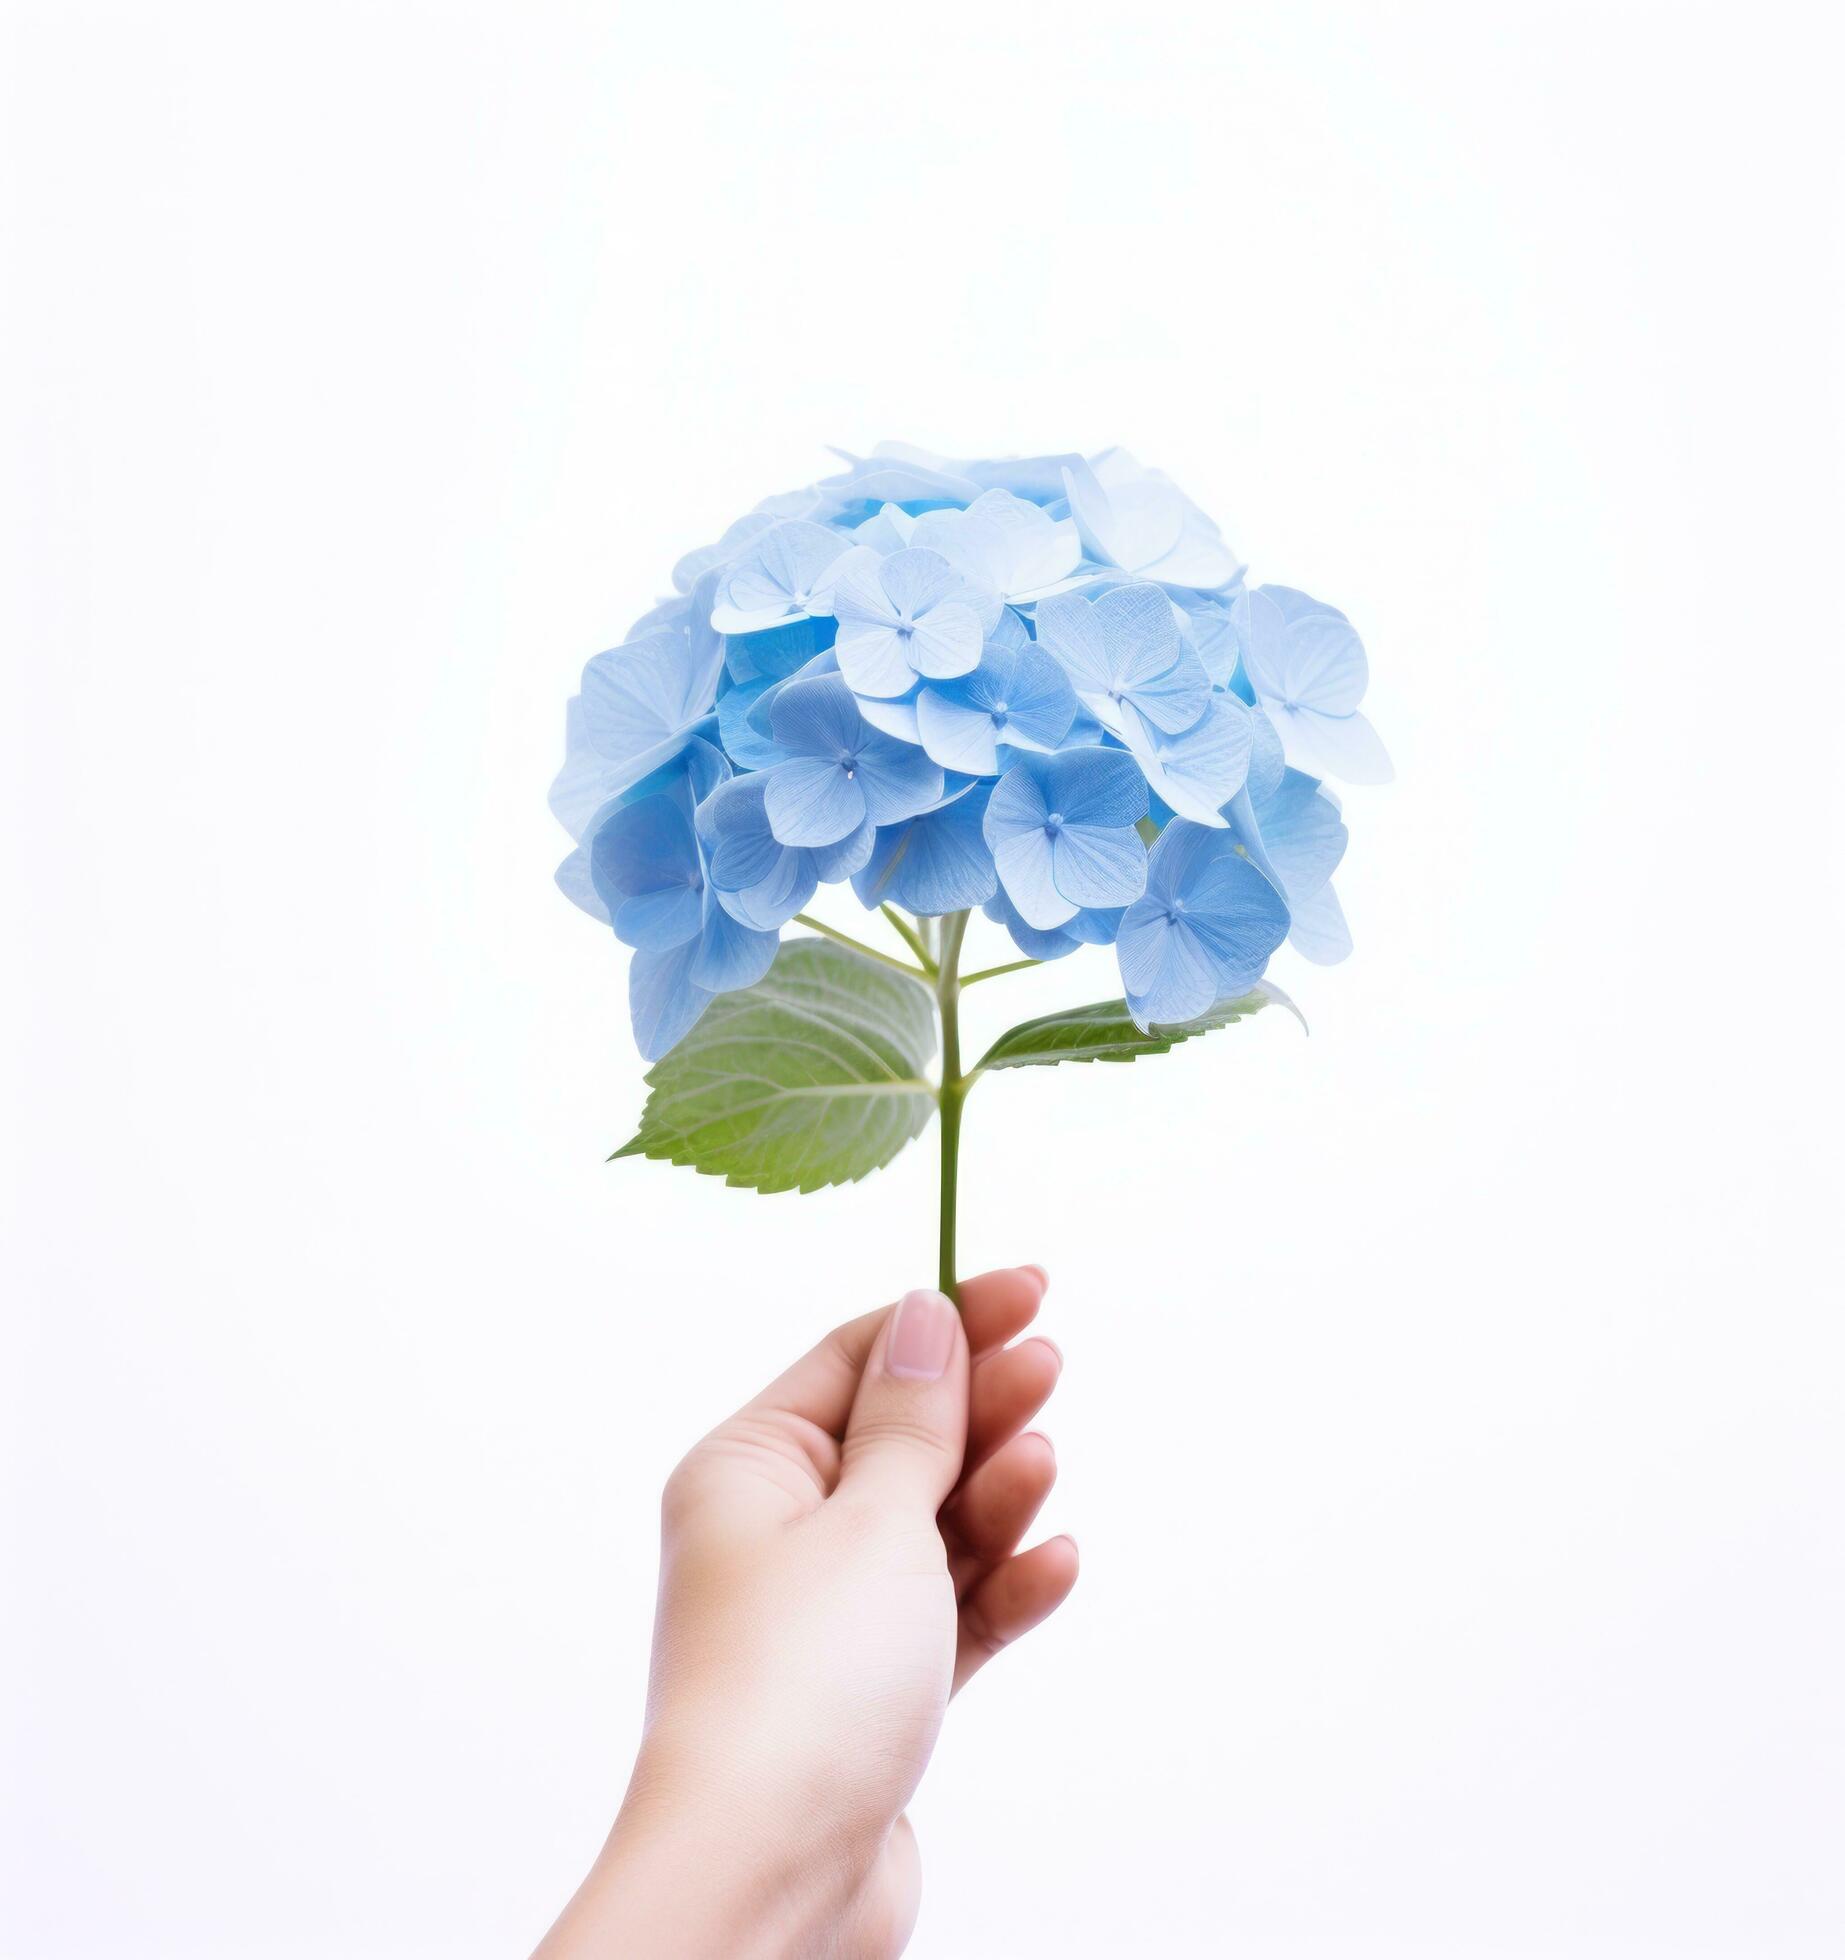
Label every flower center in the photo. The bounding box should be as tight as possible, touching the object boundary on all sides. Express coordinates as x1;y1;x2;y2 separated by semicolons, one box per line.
1045;811;1065;832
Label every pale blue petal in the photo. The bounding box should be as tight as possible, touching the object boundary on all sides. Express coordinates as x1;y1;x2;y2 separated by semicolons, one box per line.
767;673;866;759
1246;702;1286;801
554;846;609;924
1248;769;1348;901
1266;704;1393;785
1125;694;1254;825
809;817;878;883
1051;823;1147;909
835;621;922;698
716;678;788;771
856;691;923;745
825;544;898;626
853;732;946;827
981;888;1084;961
995;644;1078;751
673;510;779;595
916;688;1003;776
1287;880;1352;965
689;891;779;993
877;546;961;617
713;853;814;930
851;786;996;916
723;614;834;686
1032;588;1112;693
982;756;1053;844
629;941;711;1061
699;775;784;891
908;490;1082;600
905;602;986;680
1273;603;1370;715
581;629;721;762
588;796;703;950
1091;583;1183;689
1044;747;1147;829
762;756;866;848
1116;910;1218;1026
993;830;1075;929
717;519;853;623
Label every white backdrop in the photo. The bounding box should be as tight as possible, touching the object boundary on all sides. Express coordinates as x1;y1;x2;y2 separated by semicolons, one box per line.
5;3;1843;1955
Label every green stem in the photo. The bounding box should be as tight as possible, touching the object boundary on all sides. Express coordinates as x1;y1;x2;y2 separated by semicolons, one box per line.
959;956;1041;987
935;909;971;1304
881;904;937;974
791;913;928;979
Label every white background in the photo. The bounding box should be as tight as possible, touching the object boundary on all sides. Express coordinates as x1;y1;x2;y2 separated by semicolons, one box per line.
5;3;1843;1955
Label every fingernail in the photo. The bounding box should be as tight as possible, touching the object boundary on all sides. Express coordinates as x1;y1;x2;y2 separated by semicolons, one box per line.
1023;1263;1050;1294
887;1288;956;1381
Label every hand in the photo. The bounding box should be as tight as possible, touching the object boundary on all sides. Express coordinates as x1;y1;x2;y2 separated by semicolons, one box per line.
534;1266;1077;1958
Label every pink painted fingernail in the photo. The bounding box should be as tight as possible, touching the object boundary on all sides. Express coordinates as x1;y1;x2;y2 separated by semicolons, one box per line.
887;1288;956;1381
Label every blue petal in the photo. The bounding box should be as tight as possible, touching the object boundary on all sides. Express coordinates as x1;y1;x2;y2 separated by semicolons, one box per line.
1051;822;1147;909
554;846;609;924
717;519;853;626
581;628;721;764
588;795;703;950
852;786;997;916
629;940;712;1061
808;817;878;885
699;775;784;891
916;688;1004;775
1041;746;1148;829
1124;694;1254;825
992;826;1073;930
852;730;946;828
1115;909;1219;1026
688;890;779;993
767;672;866;760
981;888;1084;961
762;756;867;849
982;754;1053;843
716;678;788;771
1287;880;1352;965
1244;768;1348;901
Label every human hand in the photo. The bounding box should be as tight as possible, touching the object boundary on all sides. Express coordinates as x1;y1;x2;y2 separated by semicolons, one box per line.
534;1266;1076;1958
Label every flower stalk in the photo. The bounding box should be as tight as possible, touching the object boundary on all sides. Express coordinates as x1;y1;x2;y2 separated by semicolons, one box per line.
934;909;971;1303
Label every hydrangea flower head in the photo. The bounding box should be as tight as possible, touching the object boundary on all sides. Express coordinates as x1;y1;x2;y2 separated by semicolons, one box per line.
553;444;1390;1060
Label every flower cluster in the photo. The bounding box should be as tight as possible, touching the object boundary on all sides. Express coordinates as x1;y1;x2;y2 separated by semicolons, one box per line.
553;444;1390;1058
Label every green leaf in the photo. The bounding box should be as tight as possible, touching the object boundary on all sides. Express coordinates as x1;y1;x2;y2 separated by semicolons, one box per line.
614;938;939;1194
972;981;1304;1073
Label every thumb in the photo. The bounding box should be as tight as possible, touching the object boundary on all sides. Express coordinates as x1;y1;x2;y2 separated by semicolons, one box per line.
837;1288;970;1513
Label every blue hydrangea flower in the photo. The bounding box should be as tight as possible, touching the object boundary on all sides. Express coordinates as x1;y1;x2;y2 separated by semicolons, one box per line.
913;635;1078;775
760;673;944;847
583;781;777;1059
983;748;1148;930
1060;450;1242;591
982;887;1124;961
698;771;875;930
552;620;724;836
553;445;1388;1060
828;545;1001;697
1230;765;1352;966
907;489;1085;603
850;785;997;916
710;519;856;635
1033;582;1211;740
1116;819;1291;1028
1233;584;1393;785
1123;692;1256;826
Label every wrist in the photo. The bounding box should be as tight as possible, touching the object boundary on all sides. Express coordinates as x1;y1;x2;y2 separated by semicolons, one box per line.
574;1732;879;1957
